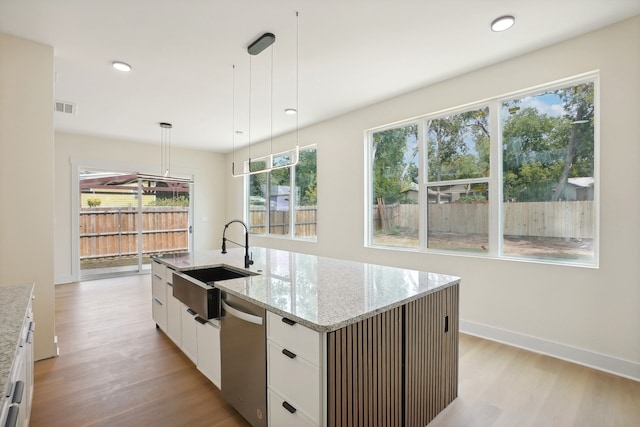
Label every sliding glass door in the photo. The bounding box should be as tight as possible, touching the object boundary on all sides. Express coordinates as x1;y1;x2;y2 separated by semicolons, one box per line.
79;169;192;278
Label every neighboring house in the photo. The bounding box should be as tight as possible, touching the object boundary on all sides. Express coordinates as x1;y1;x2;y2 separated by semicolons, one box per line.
269;185;291;211
564;177;594;201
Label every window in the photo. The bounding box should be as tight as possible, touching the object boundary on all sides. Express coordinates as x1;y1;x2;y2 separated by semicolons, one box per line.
501;82;595;262
247;145;317;239
426;107;490;253
370;124;419;248
367;75;597;265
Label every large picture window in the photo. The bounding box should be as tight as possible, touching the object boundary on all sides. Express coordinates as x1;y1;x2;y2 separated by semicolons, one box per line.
501;82;595;261
367;75;597;266
247;145;317;239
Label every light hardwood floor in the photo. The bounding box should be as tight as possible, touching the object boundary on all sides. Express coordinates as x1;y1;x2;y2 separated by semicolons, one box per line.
31;275;640;427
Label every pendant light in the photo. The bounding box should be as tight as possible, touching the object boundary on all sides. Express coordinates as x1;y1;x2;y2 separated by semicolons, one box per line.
136;122;192;185
160;122;172;177
231;12;300;177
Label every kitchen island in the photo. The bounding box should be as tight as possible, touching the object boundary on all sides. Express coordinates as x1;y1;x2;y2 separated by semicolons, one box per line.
153;247;460;427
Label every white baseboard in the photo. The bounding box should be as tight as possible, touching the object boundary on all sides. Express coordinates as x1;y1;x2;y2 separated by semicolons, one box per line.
55;275;75;285
460;319;640;382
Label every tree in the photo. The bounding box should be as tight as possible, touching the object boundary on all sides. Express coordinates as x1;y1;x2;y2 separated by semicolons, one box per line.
372;124;418;203
502;83;594;202
551;84;594;200
295;148;317;205
427;108;489;183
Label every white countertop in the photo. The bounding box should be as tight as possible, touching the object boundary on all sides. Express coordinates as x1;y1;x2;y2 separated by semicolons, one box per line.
154;247;460;332
0;284;33;403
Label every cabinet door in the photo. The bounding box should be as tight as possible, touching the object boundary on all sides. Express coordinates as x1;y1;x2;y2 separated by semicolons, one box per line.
166;284;182;345
196;320;221;389
267;311;320;365
152;267;167;331
268;390;317;427
180;306;198;363
152;296;167;331
404;284;459;426
151;260;166;280
267;341;320;424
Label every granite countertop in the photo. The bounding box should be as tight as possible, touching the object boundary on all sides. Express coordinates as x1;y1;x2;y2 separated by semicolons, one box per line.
0;284;34;402
154;247;460;332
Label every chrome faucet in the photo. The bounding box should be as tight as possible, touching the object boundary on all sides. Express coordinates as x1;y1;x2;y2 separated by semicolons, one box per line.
221;220;254;269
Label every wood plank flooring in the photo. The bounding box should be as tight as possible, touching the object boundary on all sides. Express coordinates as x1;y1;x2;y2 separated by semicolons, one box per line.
31;275;640;426
31;274;248;427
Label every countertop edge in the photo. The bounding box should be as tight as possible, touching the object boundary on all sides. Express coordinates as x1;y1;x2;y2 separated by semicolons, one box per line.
216;278;461;333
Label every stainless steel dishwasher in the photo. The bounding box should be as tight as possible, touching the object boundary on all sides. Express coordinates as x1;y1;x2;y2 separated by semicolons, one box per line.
220;292;267;427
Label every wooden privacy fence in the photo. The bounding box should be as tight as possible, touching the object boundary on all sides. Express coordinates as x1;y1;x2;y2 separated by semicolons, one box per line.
79;207;189;259
374;201;594;239
249;206;317;236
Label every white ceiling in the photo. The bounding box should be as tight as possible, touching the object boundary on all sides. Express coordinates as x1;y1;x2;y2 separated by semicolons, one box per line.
1;0;638;152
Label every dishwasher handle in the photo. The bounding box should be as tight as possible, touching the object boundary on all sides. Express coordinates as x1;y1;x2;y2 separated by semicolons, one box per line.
222;300;263;325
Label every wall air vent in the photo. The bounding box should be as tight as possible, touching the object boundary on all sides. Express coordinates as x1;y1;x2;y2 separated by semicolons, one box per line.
54;100;76;115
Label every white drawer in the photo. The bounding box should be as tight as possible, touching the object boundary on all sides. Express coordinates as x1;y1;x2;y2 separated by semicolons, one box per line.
151;261;166;279
267;311;320;366
268;341;320;424
269;389;318;427
151;273;166;302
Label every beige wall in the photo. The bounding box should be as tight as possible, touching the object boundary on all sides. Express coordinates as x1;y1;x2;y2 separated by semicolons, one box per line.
226;17;640;378
54;132;227;283
0;34;56;360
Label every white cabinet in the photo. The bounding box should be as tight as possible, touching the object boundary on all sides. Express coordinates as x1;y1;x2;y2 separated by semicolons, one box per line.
151;261;168;332
180;305;221;388
180;305;198;363
1;287;34;427
166;284;182;346
196;318;221;388
268;390;317;427
267;311;322;427
151;259;221;391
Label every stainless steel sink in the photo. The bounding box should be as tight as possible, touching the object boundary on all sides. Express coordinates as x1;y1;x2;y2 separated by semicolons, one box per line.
172;266;257;319
182;266;257;285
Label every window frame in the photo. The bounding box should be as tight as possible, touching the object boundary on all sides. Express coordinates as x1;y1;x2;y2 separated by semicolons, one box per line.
365;72;599;267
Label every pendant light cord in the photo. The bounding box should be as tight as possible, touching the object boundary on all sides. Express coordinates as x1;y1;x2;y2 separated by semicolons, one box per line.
232;64;236;167
248;54;252;167
270;40;274;159
296;11;299;149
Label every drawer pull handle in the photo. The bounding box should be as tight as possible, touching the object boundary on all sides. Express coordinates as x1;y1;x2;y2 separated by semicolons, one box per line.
5;405;19;427
12;381;24;404
282;401;297;414
153;298;163;306
282;348;297;359
187;308;197;316
281;317;296;326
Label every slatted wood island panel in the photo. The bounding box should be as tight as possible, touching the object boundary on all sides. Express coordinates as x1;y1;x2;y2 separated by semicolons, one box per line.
327;284;459;427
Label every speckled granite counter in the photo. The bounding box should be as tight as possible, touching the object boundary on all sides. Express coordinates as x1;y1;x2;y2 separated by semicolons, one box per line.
154;247;460;332
0;284;34;401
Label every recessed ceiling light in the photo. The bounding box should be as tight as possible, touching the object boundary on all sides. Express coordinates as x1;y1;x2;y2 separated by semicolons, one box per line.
491;15;515;32
112;61;132;72
284;108;297;115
